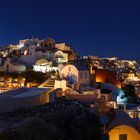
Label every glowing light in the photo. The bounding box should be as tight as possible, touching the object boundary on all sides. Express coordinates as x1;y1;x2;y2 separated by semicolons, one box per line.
117;89;127;104
96;77;103;82
19;43;24;48
33;65;58;73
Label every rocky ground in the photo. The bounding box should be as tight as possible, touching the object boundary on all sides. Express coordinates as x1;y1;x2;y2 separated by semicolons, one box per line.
0;97;102;140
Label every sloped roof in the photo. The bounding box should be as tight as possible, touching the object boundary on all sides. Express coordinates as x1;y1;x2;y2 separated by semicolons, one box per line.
70;59;90;70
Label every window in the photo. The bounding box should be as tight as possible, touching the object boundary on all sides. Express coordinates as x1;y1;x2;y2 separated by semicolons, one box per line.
119;134;127;140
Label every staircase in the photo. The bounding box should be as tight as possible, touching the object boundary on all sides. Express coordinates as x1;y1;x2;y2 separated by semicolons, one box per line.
38;78;55;89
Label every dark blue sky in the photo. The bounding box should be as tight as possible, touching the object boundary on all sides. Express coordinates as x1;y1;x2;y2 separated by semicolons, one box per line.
0;0;140;60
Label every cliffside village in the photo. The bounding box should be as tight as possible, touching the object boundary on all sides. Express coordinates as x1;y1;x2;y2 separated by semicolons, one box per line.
0;37;139;139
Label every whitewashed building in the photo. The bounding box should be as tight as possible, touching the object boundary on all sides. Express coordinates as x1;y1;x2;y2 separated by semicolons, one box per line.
2;58;26;73
33;59;58;73
60;62;90;89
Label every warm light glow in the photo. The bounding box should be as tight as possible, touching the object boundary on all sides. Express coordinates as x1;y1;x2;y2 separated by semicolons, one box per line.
96;77;103;82
33;65;58;73
116;83;122;88
109;125;140;140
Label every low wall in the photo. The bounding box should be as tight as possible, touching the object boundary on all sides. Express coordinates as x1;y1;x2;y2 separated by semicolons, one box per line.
0;89;50;113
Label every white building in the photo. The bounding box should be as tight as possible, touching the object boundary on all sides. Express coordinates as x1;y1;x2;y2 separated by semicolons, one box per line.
55;43;71;52
0;88;51;113
33;59;58;73
60;63;90;89
53;50;68;64
2;58;26;73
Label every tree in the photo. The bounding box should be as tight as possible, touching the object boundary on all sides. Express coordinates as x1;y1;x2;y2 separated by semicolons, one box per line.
122;84;138;103
122;84;135;97
21;70;50;84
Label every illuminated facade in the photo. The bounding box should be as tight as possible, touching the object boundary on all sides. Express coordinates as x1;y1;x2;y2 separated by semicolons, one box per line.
33;59;58;73
109;125;140;140
55;43;71;52
95;69;121;88
60;64;79;84
53;50;68;64
60;63;91;89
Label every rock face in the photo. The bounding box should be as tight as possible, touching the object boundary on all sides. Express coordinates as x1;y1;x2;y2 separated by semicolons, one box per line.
0;97;101;140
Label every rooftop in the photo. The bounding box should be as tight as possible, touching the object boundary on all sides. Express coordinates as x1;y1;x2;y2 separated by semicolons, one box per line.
70;59;90;70
0;87;50;98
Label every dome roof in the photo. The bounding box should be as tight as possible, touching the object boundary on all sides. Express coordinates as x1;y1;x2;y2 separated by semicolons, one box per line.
108;109;134;130
35;59;48;65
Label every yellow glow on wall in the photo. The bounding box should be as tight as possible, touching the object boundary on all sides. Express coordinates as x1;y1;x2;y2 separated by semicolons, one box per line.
96;77;103;82
90;66;95;74
116;83;122;88
109;125;140;140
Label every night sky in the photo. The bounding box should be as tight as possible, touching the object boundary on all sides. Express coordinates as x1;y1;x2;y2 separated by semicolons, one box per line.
0;0;140;60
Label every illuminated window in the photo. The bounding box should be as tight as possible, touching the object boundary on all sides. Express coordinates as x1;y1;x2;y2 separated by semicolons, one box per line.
119;134;127;140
